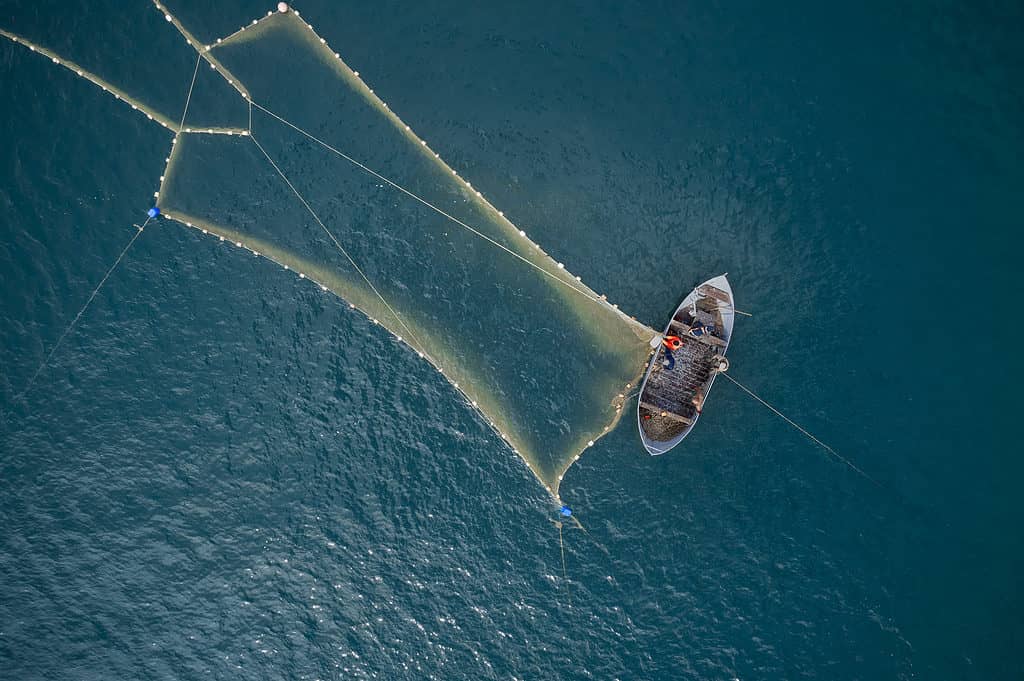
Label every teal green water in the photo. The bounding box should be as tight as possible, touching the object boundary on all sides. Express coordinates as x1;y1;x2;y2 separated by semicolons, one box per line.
156;12;654;490
1;1;1021;678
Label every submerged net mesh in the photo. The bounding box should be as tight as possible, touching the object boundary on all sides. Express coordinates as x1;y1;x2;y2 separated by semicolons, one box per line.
7;5;656;496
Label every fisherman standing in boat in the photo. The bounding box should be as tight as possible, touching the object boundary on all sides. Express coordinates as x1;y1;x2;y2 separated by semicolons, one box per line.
691;388;704;415
662;335;682;370
689;322;713;338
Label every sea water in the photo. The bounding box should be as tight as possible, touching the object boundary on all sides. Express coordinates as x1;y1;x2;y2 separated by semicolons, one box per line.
1;0;1021;678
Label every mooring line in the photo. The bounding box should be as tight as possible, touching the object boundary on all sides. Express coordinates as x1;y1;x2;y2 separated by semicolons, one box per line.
721;372;880;486
249;134;429;358
0;29;179;131
17;218;151;403
557;521;572;607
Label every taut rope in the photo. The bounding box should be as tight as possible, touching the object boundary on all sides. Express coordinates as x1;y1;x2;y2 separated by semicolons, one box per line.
721;372;880;486
17;218;150;402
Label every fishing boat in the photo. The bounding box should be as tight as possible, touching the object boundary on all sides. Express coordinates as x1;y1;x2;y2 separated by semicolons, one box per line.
637;274;735;455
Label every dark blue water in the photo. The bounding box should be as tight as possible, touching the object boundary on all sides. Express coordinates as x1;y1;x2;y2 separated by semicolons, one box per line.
2;1;1021;678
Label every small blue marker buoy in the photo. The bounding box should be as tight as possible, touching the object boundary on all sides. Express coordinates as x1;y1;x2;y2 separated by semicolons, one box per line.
559;505;572;517
147;206;160;218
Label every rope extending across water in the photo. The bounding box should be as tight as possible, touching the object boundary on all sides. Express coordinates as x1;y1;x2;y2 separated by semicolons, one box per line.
721;372;879;486
17;219;150;402
178;53;202;131
17;40;220;403
557;522;572;607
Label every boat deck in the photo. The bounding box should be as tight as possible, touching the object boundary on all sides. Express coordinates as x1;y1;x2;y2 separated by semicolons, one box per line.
638;335;717;442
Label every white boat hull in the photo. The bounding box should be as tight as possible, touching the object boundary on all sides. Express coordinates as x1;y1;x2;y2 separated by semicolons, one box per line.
637;274;735;455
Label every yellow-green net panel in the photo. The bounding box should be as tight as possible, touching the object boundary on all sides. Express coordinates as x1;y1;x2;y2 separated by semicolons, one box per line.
159;11;653;493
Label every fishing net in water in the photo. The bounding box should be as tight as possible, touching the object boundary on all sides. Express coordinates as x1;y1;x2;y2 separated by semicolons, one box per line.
6;4;656;497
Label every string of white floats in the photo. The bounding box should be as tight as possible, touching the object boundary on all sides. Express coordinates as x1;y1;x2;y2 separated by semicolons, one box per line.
10;10;231;401
165;207;639;499
154;0;652;336
0;28;247;138
2;2;641;498
1;9;649;337
154;0;651;342
156;207;583;497
152;0;251;102
149;1;646;498
166;46;570;492
214;6;281;45
2;8;616;326
147;3;551;490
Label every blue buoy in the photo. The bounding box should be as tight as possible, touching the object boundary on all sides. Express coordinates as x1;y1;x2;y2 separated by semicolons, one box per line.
147;206;160;218
559;505;572;517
